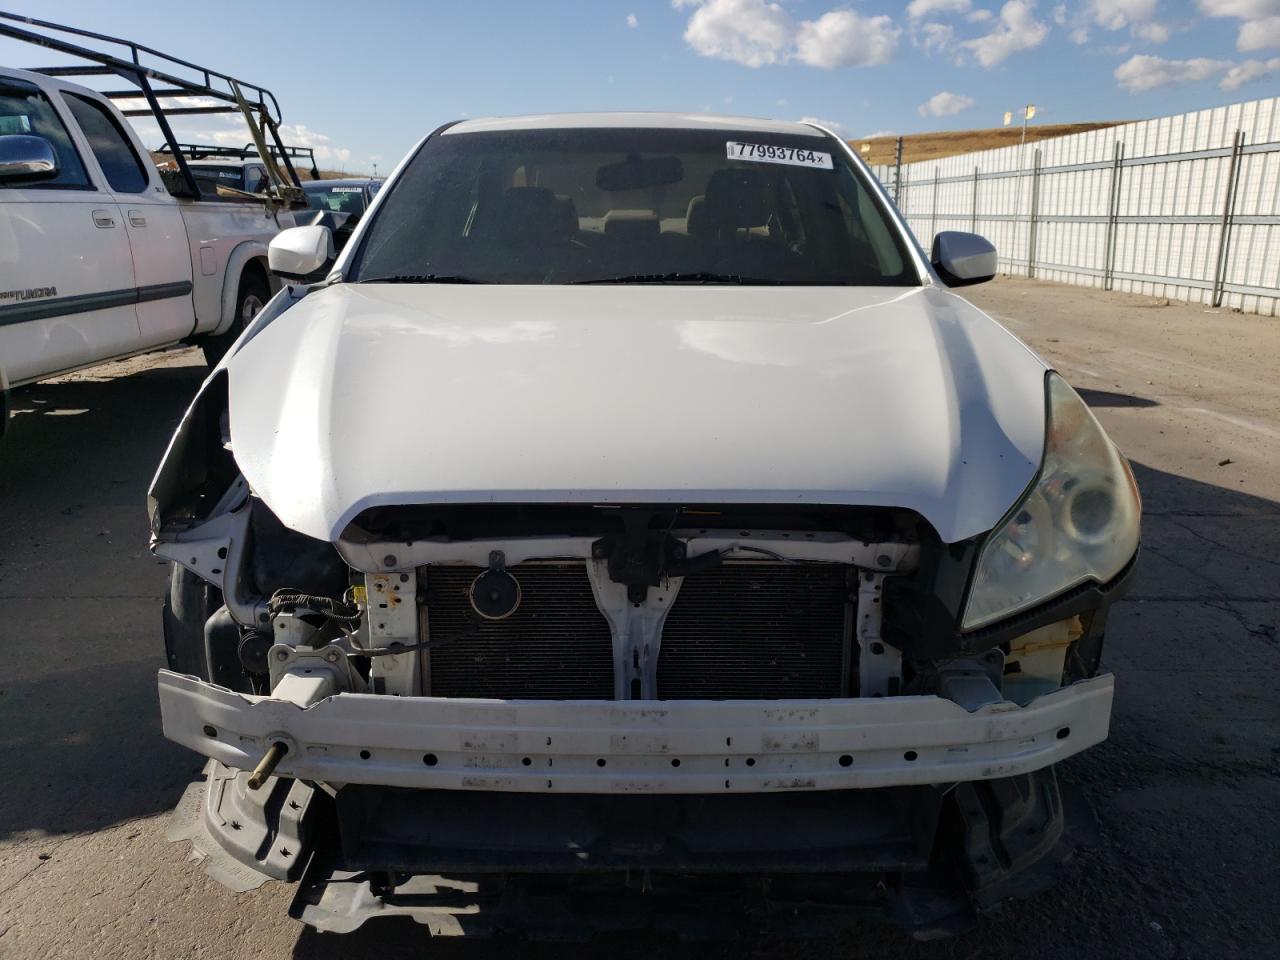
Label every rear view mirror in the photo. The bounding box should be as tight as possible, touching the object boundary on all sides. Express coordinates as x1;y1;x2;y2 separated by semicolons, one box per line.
931;231;997;287
0;134;58;183
596;155;683;192
268;225;335;282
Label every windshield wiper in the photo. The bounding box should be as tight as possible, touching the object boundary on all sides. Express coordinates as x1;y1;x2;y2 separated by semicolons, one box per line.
568;271;773;285
355;274;491;284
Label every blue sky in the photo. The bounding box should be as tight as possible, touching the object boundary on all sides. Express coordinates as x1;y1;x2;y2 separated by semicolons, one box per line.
3;0;1276;174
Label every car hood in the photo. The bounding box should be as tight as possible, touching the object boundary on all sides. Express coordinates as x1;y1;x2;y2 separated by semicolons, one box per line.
227;283;1048;544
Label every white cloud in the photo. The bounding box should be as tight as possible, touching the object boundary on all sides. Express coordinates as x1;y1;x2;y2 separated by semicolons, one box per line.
683;0;793;66
1052;0;1169;45
795;10;901;66
1088;0;1158;30
1114;53;1232;91
1085;0;1169;42
962;0;1050;66
968;7;995;18
918;91;977;116
1220;54;1280;86
799;115;848;132
917;20;957;51
1238;14;1280;48
1196;0;1280;51
123;104;351;167
1134;20;1171;40
680;0;900;67
1195;0;1278;17
277;123;351;165
626;13;638;28
906;0;971;19
860;129;899;138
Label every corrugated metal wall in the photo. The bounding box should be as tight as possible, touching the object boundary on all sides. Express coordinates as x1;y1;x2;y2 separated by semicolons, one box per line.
871;96;1280;316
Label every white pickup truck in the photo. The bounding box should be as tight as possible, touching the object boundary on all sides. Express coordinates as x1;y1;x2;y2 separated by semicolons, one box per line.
0;14;306;437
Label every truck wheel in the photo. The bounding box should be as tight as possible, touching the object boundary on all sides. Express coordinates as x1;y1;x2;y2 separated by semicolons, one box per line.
202;270;269;367
162;562;222;679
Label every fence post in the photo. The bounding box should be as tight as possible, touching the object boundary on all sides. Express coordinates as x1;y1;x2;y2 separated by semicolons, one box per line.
930;167;939;244
1027;149;1042;279
893;136;903;203
971;165;979;234
1102;140;1125;291
1211;129;1246;308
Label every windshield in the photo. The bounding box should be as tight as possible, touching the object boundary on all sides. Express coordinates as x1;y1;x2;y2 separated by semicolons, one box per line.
350;128;919;286
305;183;369;216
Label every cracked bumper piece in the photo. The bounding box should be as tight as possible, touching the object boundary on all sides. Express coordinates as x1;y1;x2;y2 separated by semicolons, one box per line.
157;670;1113;793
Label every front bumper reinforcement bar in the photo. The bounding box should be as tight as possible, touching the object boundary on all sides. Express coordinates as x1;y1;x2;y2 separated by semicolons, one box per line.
158;670;1113;793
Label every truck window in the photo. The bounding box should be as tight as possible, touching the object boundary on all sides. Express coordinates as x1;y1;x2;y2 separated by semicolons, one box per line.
244;165;266;193
63;92;149;194
0;79;89;189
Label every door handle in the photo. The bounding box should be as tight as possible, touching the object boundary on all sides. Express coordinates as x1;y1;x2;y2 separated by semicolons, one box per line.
92;209;116;228
127;210;146;227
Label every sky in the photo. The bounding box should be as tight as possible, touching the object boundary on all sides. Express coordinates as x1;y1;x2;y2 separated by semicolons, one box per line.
2;0;1276;174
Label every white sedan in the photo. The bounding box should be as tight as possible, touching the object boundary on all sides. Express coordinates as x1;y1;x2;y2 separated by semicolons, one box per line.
149;112;1141;938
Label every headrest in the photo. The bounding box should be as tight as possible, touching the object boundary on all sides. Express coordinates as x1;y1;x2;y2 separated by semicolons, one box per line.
484;186;568;245
686;196;708;238
704;168;770;231
603;208;660;243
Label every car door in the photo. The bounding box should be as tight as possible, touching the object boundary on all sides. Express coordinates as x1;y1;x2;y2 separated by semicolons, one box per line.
0;75;139;387
60;90;194;350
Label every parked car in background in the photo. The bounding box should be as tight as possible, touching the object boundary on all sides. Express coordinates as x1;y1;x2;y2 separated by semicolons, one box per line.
297;176;383;249
0;14;309;438
152;112;1141;938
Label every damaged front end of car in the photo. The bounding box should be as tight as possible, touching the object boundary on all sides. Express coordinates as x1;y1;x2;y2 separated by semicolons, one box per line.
148;354;1138;939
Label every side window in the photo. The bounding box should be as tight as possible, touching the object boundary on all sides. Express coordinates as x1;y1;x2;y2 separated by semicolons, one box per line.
0;80;89;189
62;92;149;194
244;165;266;193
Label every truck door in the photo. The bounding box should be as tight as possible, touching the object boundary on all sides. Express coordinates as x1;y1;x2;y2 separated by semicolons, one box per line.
0;76;139;386
61;91;193;350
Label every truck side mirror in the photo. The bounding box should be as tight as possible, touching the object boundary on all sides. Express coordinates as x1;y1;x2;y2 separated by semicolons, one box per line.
268;225;335;282
0;134;58;184
931;231;997;287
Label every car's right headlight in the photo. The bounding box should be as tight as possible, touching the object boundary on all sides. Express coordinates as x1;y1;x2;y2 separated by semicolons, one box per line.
961;372;1141;631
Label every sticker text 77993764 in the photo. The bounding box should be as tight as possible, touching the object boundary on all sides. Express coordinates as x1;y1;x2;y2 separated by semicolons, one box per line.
725;141;833;170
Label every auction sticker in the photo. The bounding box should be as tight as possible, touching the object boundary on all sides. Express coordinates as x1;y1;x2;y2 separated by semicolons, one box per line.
726;141;832;169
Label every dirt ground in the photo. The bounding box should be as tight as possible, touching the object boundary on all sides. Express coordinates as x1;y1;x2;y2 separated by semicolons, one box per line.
0;276;1277;959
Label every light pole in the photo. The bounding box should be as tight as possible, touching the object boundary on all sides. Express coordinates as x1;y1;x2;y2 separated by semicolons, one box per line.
1006;105;1037;257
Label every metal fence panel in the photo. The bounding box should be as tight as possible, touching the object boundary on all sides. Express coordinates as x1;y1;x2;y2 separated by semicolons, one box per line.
868;95;1280;317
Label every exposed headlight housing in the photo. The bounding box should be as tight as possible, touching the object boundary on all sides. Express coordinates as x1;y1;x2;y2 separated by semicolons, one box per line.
962;372;1141;631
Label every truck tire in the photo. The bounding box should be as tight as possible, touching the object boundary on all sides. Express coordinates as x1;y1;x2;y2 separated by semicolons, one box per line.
162;562;222;679
202;269;269;367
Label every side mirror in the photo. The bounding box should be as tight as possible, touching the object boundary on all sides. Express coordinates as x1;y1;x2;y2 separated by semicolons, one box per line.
268;225;335;282
931;231;996;287
0;134;58;184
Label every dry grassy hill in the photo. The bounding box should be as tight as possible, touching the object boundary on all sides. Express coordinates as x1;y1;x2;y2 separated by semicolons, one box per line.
850;122;1126;165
